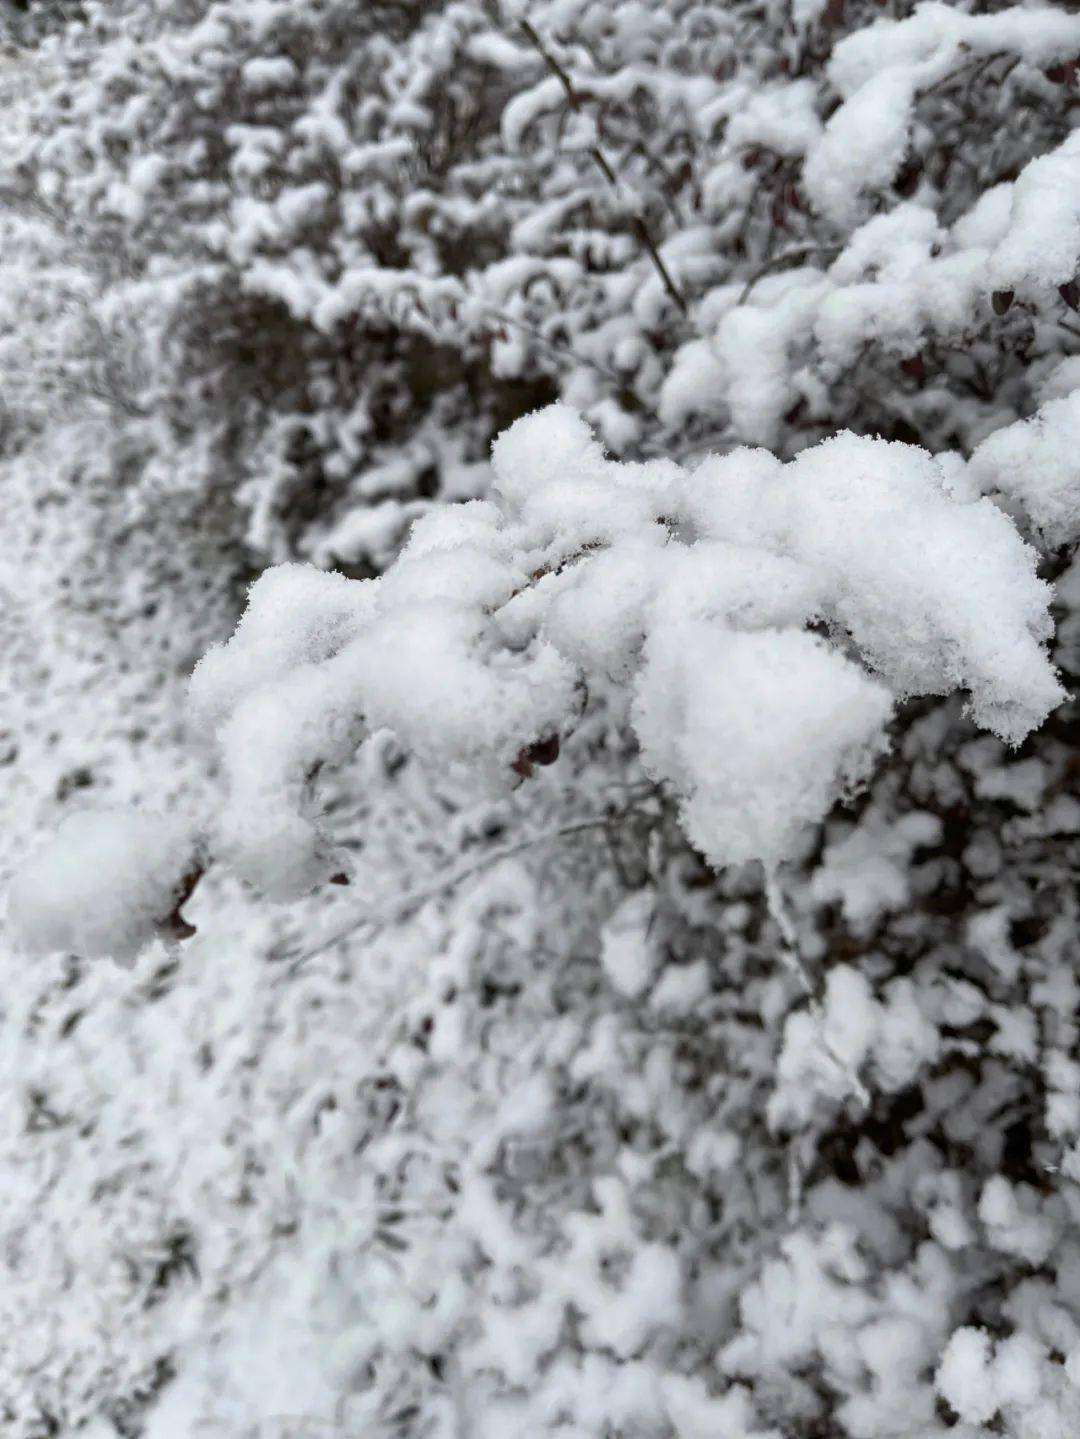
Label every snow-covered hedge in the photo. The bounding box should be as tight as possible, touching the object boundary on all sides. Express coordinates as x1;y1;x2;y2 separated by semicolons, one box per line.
8;2;1080;1437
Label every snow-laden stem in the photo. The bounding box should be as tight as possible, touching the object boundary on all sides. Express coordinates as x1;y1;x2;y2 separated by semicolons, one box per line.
765;867;870;1110
514;16;689;316
763;866;815;999
283;806;655;978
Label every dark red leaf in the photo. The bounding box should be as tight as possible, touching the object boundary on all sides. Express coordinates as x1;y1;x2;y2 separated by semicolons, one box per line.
511;734;561;780
529;734;561;767
1046;60;1077;86
900;354;926;383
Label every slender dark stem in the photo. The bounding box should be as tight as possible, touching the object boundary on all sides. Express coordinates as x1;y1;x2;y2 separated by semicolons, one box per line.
516;18;688;316
738;243;842;305
281;810;650;978
484;304;662;426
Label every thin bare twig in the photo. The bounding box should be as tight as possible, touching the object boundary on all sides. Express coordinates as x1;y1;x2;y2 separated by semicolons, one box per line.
516;17;688;316
281;809;650;978
484;304;663;426
738;243;842;306
764;869;870;1109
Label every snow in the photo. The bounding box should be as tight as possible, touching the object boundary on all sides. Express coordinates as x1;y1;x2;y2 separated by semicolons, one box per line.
937;1327;999;1426
599;891;657;998
634;624;892;870
725;79;822;160
657;336;727;430
501;75;565;152
970;392;1080;547
990;131;1080;293
7;809;199;966
937;1326;1067;1432
805;69;916;229
188;406;1064;897
806;5;1080;227
978;1176;1060;1268
811;808;943;934
713;272;828;447
5;1;1080;1434
240;55;297;93
689;431;1063;742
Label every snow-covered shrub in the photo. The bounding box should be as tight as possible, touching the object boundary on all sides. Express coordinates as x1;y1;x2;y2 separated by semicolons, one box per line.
14;399;1061;942
3;0;1072;630
8;0;1080;586
170;403;1060;905
0;0;540;585
10;2;1080;1438
664;3;1080;458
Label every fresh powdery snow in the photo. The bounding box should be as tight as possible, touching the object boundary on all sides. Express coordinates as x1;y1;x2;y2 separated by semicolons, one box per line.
8;809;199;966
7;2;1080;1436
970;391;1080;548
13;404;1063;957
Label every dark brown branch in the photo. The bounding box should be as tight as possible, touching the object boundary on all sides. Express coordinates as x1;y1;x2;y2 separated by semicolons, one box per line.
516;17;688;316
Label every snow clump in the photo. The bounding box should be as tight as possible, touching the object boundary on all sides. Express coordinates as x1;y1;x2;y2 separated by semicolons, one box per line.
189;404;1063;899
7;809;200;966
